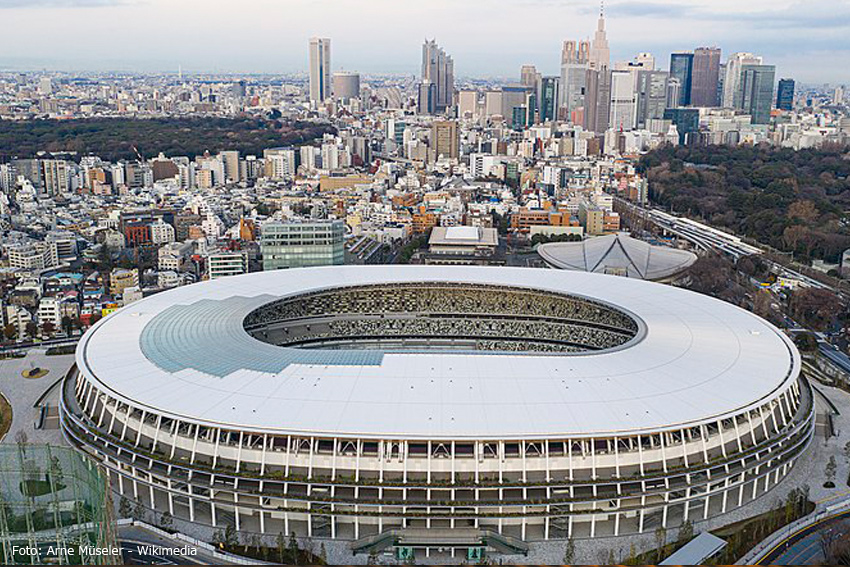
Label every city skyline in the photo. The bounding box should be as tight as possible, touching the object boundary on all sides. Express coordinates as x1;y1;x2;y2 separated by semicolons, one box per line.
0;0;848;83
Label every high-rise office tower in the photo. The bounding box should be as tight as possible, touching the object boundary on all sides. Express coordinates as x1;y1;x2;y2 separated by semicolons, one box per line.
560;40;590;116
521;64;542;116
418;81;437;114
520;65;540;89
562;40;591;66
430;120;459;160
738;64;776;124
635;70;670;129
664;108;700;144
609;70;636;131
723;52;762;108
538;76;560;123
308;37;331;103
666;77;682;109
669;52;694;106
421;40;455;112
585;68;612;133
589;6;610;71
834;86;845;105
691;47;721;107
776;78;795;111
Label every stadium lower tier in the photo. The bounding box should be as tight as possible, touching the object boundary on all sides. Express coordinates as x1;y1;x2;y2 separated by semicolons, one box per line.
61;366;814;543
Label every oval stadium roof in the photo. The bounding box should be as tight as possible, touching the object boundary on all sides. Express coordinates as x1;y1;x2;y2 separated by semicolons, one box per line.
77;266;797;440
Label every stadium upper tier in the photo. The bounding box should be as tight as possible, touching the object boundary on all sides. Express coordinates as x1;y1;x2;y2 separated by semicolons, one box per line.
74;266;798;439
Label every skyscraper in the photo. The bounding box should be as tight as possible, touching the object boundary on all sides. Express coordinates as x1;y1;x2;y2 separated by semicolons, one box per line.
521;64;542;117
723;52;763;108
589;6;610;71
418;81;437;114
776;78;795;111
635;70;670;129
691;47;721;107
609;70;636;131
308;37;331;103
520;65;541;89
669;53;694;107
430;120;459;160
584;68;611;134
738;64;776;124
539;76;560;123
421;40;455;112
560;40;590;118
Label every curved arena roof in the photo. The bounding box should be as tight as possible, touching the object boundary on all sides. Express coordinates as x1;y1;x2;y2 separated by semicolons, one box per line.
538;233;698;280
77;266;799;440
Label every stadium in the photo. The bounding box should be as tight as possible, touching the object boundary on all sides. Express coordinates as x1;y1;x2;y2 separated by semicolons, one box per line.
60;266;814;556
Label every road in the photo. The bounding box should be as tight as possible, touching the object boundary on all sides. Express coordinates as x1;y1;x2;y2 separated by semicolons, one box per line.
757;510;850;564
618;199;844;297
118;524;244;565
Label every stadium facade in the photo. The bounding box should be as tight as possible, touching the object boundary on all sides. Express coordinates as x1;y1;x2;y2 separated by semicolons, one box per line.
60;266;813;553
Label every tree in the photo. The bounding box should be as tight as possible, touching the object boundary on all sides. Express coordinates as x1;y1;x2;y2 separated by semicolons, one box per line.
41;321;56;338
159;511;173;531
48;456;64;487
790;288;842;331
25;321;38;340
224;523;238;547
793;332;818;352
132;499;146;522
788;200;819;223
61;316;73;336
288;532;299;564
654;526;668;563
3;324;16;342
563;536;576;564
821;528;842;563
276;532;286;563
687;256;734;297
825;455;838;487
676;519;694;548
118;496;132;519
212;528;225;549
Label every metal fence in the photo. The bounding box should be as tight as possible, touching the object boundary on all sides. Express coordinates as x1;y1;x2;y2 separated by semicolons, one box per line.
0;444;117;565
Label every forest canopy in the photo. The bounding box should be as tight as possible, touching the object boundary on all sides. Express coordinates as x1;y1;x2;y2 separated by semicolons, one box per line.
639;144;850;263
0;117;336;162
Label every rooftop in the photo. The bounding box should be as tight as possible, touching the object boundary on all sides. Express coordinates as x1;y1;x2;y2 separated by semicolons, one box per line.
538;233;697;280
77;266;798;440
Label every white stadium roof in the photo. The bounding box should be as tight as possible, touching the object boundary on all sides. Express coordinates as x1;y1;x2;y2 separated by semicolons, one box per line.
77;266;798;440
538;233;698;280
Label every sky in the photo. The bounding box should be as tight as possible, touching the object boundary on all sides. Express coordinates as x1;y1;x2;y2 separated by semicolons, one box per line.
0;0;848;83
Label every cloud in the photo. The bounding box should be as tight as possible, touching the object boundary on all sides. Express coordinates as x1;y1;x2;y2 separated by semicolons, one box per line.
593;0;850;30
0;0;135;7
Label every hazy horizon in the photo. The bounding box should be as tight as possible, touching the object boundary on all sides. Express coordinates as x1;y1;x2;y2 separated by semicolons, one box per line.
0;0;848;84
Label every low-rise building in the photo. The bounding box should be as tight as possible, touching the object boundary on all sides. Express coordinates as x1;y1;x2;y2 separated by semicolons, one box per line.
425;226;501;265
208;251;249;280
